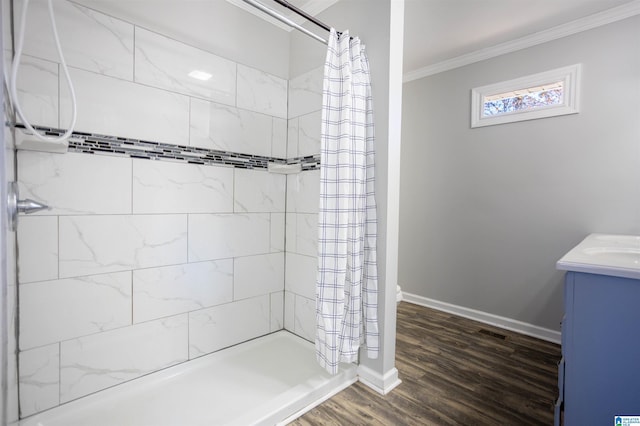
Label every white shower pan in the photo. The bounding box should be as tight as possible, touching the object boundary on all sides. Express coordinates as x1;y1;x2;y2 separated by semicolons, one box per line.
19;331;357;426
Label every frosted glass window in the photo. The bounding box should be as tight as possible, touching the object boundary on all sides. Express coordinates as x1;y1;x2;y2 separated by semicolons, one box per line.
471;64;581;128
483;81;563;116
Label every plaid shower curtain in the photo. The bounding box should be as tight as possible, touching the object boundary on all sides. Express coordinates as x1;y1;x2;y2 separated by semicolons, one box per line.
316;28;379;375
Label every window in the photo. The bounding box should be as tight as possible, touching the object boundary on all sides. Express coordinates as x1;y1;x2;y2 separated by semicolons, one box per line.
471;64;581;128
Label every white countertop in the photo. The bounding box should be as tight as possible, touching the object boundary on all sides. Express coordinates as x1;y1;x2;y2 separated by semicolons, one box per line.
557;233;640;280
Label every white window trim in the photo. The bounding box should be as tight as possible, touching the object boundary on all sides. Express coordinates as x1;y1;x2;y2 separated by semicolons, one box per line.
471;64;581;128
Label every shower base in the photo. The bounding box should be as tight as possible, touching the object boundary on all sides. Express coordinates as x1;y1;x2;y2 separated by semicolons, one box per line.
18;331;357;426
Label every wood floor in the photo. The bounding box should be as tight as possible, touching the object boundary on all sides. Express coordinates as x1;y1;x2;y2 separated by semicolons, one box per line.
291;302;561;425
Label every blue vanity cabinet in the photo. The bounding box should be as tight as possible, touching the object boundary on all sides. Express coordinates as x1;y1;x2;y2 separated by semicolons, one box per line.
559;271;640;425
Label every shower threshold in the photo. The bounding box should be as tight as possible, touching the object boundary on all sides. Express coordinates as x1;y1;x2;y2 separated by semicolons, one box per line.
18;331;357;426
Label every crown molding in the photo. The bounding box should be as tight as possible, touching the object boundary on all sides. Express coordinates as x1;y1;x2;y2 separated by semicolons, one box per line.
404;0;640;83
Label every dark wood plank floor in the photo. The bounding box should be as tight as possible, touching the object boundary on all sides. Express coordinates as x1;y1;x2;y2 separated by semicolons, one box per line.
291;301;561;425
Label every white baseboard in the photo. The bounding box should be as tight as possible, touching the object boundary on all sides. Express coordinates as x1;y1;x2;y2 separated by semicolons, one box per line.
402;292;561;344
357;365;402;395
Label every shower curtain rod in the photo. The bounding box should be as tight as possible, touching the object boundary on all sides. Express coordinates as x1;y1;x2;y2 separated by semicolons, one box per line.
240;0;335;44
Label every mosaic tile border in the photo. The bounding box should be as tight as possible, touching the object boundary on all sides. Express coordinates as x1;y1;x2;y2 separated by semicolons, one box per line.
13;125;320;172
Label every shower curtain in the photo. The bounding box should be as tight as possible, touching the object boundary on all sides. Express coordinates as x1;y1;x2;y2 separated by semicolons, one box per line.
316;29;379;375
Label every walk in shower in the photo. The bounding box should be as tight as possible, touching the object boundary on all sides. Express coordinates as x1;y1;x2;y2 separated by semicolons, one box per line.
1;0;402;424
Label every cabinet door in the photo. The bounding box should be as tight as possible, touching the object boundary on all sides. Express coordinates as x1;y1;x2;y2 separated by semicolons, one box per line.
564;272;640;425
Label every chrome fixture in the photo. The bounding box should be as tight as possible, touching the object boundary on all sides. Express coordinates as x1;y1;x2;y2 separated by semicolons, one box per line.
7;182;50;231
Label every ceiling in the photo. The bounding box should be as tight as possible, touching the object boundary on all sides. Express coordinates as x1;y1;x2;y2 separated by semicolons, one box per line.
74;0;639;77
402;0;639;75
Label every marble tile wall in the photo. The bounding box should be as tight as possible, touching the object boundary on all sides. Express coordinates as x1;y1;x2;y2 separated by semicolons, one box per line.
285;67;323;342
8;0;328;418
16;151;287;416
9;0;134;80
11;0;292;418
9;0;288;155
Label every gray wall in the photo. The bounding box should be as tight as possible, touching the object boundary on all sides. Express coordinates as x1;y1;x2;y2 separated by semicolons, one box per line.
399;15;640;331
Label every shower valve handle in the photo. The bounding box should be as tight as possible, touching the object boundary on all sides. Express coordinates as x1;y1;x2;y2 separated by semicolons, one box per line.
7;182;50;231
17;198;49;214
